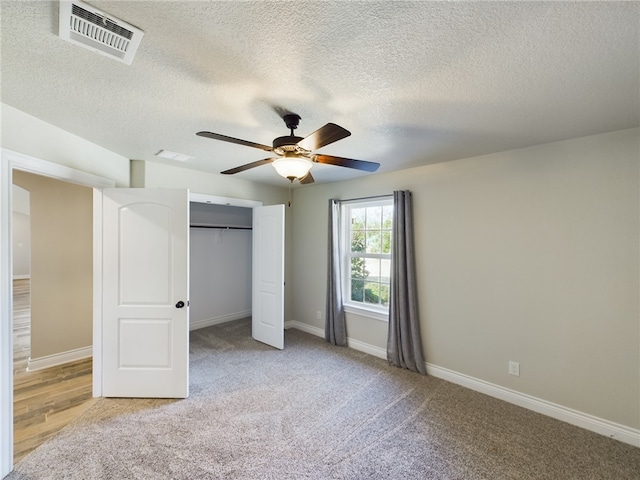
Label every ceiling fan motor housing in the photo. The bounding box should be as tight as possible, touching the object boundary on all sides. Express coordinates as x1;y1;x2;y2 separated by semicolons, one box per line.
272;135;304;150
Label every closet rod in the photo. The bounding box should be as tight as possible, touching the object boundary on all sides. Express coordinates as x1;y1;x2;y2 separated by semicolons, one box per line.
190;225;252;230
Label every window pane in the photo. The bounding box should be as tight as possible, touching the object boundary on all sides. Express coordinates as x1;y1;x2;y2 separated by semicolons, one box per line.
350;257;368;280
351;279;364;302
351;231;365;253
366;231;381;253
382;205;393;229
366;206;382;229
351;207;365;230
381;231;391;254
379;284;390;306
364;258;380;282
342;200;393;312
380;259;391;283
364;282;381;305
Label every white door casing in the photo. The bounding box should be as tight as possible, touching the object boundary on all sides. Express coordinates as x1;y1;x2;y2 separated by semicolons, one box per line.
102;188;189;398
252;204;285;349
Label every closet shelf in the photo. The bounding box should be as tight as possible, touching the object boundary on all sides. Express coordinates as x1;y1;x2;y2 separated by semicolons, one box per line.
190;223;252;230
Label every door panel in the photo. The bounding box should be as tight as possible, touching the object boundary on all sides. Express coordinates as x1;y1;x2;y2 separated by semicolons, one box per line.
118;202;172;305
102;188;189;398
119;319;172;368
252;204;284;349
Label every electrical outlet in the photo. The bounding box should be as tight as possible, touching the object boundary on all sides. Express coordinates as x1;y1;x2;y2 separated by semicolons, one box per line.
316;310;322;320
508;361;520;377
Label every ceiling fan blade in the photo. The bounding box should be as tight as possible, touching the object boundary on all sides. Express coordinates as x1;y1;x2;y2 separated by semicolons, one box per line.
299;171;315;184
221;158;276;175
296;123;351;151
196;131;273;152
313;154;380;172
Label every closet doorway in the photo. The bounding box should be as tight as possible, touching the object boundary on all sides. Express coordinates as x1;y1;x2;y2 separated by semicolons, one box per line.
189;201;254;331
187;194;285;350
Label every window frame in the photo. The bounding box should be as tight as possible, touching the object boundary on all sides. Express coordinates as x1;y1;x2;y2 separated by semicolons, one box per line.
340;196;393;322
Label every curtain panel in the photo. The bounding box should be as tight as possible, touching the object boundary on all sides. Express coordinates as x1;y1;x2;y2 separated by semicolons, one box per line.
325;199;347;346
387;190;427;375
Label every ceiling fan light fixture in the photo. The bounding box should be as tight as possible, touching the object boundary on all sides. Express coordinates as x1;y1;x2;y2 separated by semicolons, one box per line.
272;155;313;180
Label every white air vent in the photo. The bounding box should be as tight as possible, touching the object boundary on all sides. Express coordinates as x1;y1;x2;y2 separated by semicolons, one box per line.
59;1;144;65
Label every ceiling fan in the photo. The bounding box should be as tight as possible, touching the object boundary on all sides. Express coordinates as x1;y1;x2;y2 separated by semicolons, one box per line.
196;114;380;184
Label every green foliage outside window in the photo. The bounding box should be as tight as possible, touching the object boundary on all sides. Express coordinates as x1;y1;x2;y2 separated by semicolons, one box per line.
348;204;392;306
350;234;368;302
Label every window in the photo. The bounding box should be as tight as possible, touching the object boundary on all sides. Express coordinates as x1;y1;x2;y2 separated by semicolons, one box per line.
341;197;393;319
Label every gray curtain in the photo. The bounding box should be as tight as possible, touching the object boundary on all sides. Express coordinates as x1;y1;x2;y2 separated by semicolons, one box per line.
387;190;427;375
325;199;347;346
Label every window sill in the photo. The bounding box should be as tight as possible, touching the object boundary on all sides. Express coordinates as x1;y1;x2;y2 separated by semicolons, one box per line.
343;304;389;322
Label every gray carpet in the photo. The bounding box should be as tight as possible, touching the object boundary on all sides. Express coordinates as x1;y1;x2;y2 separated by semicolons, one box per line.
8;319;640;479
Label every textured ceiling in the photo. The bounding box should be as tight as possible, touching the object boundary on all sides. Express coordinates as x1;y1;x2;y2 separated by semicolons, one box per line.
1;1;638;187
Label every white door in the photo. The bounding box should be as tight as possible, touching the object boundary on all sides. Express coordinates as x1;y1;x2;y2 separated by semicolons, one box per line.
102;188;189;398
252;204;285;349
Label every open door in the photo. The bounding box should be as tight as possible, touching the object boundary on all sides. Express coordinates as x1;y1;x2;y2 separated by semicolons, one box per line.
252;204;285;349
102;188;189;398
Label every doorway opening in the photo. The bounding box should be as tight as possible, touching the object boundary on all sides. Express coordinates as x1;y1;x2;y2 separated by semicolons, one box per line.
187;195;287;349
11;171;94;462
189;202;253;332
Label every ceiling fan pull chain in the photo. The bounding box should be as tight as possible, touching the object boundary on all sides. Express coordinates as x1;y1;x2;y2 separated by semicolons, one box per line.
288;180;292;207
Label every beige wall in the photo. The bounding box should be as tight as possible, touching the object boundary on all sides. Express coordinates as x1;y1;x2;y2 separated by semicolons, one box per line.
12;171;93;359
290;128;640;429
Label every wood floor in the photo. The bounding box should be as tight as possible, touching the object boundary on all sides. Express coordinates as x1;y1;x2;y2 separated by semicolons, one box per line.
12;279;94;463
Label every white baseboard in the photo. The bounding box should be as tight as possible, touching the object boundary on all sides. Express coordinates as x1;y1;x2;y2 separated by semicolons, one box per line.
346;337;387;359
286;320;388;359
27;346;92;372
285;320;322;335
426;363;640;448
286;320;639;448
190;310;251;331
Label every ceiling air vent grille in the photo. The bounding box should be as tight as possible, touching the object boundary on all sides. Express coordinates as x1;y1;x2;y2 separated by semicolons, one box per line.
59;1;144;65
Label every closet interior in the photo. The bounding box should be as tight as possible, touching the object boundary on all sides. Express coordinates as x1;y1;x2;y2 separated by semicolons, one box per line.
189;201;253;331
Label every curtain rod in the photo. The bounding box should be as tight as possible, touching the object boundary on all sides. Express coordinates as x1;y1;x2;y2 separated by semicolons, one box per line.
335;193;393;204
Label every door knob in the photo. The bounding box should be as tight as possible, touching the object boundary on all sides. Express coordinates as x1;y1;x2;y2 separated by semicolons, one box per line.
175;301;185;309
